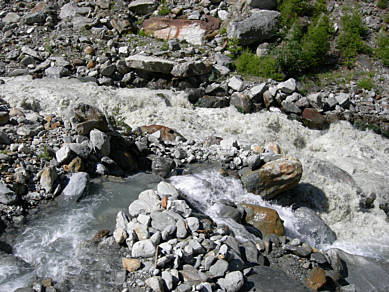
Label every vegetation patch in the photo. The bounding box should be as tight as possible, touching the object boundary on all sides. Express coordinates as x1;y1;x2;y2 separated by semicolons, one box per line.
336;8;370;67
377;0;388;9
158;0;170;16
376;32;389;66
357;78;375;90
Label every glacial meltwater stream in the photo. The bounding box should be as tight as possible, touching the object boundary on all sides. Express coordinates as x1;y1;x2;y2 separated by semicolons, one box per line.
1;166;389;291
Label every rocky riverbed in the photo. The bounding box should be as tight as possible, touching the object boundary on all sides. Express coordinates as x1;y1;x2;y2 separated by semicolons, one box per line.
1;0;389;291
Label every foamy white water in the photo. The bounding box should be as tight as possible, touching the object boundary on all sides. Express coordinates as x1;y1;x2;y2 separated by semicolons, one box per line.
1;77;389;259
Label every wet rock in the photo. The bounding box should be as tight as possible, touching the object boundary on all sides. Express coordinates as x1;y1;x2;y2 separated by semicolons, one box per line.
152;156;175;178
301;108;328;130
62;172;89;199
231;92;252;113
240;156;303;199
40;167;58;193
294;207;336;246
243;266;310;291
73;103;109;135
122;258;141;272
125;54;176;74
132;239;156;258
241;204;284;236
217;271;244;292
0;111;9;126
143;17;219;46
305;267;326;291
227;10;280;45
0;183;17;205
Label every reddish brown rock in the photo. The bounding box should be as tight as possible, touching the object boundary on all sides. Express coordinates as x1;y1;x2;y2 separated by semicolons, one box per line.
122;258;141;272
161;196;168;209
241;156;302;199
241;204;284;237
63;157;84;173
136;125;185;142
143;16;219;46
306;267;327;290
92;229;110;243
302;108;329;130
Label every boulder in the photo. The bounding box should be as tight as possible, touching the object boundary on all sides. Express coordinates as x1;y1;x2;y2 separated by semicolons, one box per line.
242;266;310;292
56;144;75;165
89;129;110;156
0;131;11;145
241;156;303;199
277;78;296;94
305;267;327;291
0;111;9;126
301;108;329;130
171;61;212;77
152;156;175;178
217;271;244;292
227;10;280;45
128;0;157;15
73;103;109;135
122;258;141;272
136;125;184;142
132;239;156;258
230;92;252;113
241;204;284;236
62;172;89;199
294;207;337;246
40;167;58;193
125;54;176;74
143;17;219;46
0;183;17;205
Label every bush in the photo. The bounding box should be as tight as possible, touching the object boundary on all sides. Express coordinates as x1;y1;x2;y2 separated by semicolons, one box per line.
158;0;170;16
376;32;389;66
235;51;283;80
357;78;375;90
277;0;326;28
377;0;388;9
384;12;389;24
276;14;332;76
336;9;370;67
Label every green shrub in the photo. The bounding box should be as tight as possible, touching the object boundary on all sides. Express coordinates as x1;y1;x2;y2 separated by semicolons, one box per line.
276;14;332;76
376;32;389;66
377;0;388;9
336;9;370;67
384;12;389;24
226;38;243;58
158;0;170;16
235;51;283;80
277;0;326;28
357;78;375;90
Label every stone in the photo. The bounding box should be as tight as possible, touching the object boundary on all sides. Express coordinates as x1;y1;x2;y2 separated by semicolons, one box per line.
24;12;46;25
132;239;156;258
249;0;277;9
281;100;301;114
336;93;350;107
0;131;11;145
125;54;176;74
294;207;336;246
40;167;58;193
63;157;84;173
89;129;110;156
139;190;161;209
217;271;244;292
241;156;303;199
113;228;127;244
62;172;89;199
307;92;324;111
128;222;150;240
186;217;200;233
228;76;244;92
68;143;91;159
227;10;280;45
301;108;328;130
145;276;163;292
73;103;109;135
157;181;179;198
143;17;219;46
0;111;10;126
128;0;157;15
129;199;153;217
180;265;208;283
162;271;174;290
277;78;296;94
0;183;17;205
306;267;327;291
100;64;116;77
176;219;187;238
151;211;176;231
215;53;232;67
231;92;252;113
168;200;191;218
137;125;185;142
209;259;229;278
262;90;274;108
152;157;175;178
59;3;77;19
242;266;310;292
249;83;267;101
3;12;20;24
171;61;212;78
45;67;70;78
122;258;141;272
56;145;74;165
241;204;284;237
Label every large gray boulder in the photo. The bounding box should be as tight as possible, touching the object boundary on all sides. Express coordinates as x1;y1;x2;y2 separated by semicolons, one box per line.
227;10;280;45
62;172;89;200
125;55;176;74
0;183;17;205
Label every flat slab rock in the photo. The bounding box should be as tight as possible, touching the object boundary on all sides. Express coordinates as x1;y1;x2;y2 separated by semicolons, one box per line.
243;266;310;292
